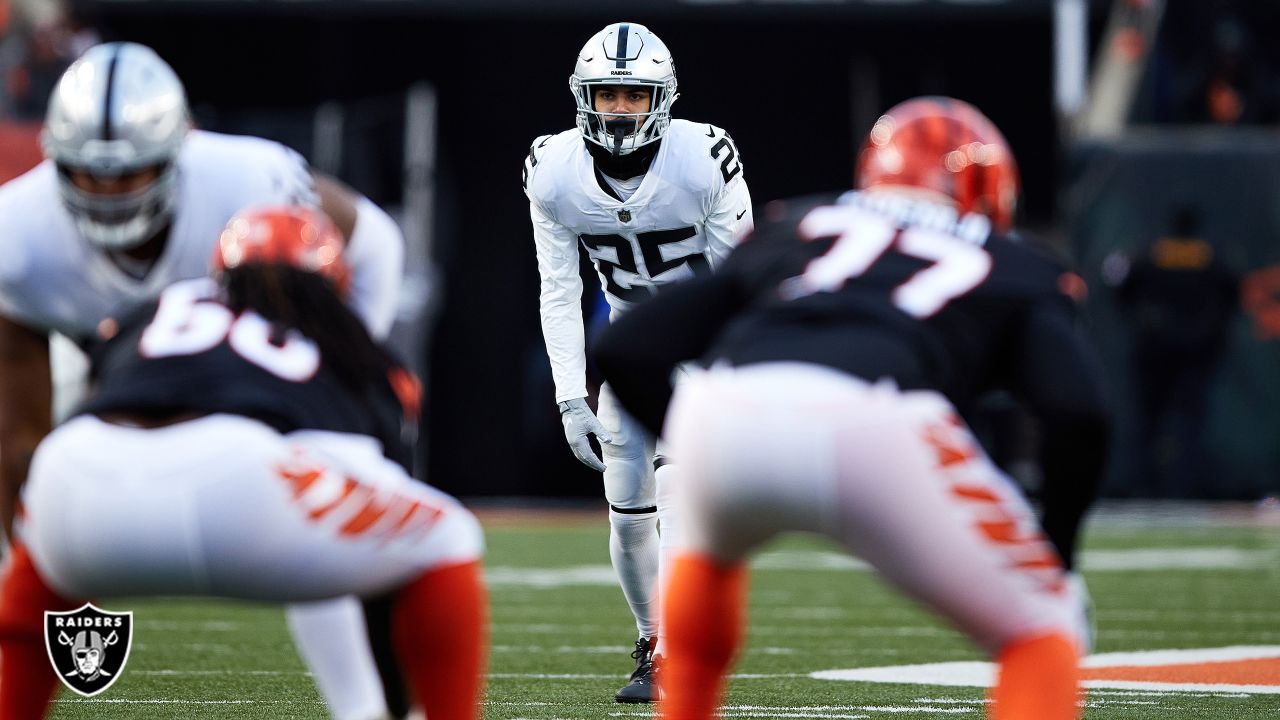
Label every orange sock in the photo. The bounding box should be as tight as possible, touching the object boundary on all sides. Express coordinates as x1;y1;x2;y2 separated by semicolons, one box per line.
391;560;488;720
660;552;748;720
990;632;1081;720
0;542;79;720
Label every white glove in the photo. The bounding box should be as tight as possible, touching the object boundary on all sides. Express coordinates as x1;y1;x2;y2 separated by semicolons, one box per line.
558;398;614;472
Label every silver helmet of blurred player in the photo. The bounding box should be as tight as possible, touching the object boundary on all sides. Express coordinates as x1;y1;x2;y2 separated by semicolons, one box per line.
570;22;678;156
41;42;190;250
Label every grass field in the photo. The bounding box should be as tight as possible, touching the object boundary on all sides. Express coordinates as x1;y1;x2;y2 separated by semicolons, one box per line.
47;501;1280;719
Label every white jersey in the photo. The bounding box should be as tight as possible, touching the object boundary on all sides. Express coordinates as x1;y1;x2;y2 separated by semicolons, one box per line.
524;120;753;402
0;130;398;344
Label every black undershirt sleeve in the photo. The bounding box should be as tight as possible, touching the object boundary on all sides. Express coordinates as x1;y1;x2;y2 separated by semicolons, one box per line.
1012;300;1111;571
592;271;748;437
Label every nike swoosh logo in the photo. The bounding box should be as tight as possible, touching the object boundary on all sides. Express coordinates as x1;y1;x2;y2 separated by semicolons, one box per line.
538;138;549;148
582;57;594;62
736;210;747;220
652;58;666;64
706;127;715;138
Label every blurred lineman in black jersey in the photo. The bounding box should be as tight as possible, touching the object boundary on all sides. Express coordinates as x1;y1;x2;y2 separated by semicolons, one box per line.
0;207;487;720
594;97;1108;720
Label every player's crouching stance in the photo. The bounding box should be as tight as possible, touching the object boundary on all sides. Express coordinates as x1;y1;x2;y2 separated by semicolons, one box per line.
0;208;487;720
524;21;752;703
596;97;1107;720
1;42;407;720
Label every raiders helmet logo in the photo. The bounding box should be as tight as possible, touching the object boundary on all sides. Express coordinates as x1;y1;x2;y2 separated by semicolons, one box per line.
45;603;134;697
617;209;632;223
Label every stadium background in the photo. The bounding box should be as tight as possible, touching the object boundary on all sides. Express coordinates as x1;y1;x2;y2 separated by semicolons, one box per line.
2;0;1278;502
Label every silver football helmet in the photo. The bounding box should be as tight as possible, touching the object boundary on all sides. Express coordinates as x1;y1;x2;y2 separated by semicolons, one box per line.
41;42;190;250
570;22;678;155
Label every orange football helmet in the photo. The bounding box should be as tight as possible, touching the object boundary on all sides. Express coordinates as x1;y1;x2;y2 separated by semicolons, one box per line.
855;96;1020;232
212;206;351;295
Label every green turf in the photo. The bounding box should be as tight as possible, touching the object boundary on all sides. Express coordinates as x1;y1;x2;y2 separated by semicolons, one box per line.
48;504;1280;719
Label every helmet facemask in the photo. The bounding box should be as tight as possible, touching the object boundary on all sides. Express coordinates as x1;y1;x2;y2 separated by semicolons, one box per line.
572;77;678;156
54;161;179;250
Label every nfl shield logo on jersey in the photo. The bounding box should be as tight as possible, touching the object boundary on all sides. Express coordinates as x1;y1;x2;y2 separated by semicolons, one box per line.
45;603;134;697
617;209;632;223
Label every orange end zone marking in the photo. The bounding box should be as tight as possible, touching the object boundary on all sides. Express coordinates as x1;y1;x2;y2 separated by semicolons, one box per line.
1082;658;1280;686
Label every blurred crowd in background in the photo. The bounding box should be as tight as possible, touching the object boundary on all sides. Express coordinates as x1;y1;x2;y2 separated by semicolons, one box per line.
3;0;1280;503
0;0;96;120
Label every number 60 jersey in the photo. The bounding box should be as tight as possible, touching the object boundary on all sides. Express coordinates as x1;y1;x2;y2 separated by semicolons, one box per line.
78;278;415;468
523;120;753;403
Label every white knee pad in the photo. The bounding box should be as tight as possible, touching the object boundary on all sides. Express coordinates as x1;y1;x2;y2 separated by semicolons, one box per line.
599;382;657;509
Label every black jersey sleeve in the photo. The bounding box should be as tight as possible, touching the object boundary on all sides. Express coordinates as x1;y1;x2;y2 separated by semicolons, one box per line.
593;270;748;436
1011;298;1110;570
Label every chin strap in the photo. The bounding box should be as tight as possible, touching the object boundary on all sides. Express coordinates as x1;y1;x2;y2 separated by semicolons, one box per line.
605;119;633;154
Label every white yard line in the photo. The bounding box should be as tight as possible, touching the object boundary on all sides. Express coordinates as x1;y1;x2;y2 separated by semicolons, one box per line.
484;545;1273;588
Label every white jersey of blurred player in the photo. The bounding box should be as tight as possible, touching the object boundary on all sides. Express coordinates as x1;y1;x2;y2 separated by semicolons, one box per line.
0;130;405;720
525;119;752;644
0;131;401;415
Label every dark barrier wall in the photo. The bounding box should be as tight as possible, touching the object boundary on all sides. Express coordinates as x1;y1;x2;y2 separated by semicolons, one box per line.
1068;129;1280;500
89;6;1084;497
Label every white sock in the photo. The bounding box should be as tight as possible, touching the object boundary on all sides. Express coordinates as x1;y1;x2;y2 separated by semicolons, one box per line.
286;597;388;720
608;507;660;639
653;460;682;656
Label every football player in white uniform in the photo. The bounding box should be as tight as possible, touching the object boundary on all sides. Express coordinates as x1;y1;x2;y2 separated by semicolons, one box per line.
523;21;753;703
0;43;406;720
1;206;486;720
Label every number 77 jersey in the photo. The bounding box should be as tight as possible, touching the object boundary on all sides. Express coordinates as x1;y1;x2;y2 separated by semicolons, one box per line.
525;120;753;313
716;190;1086;411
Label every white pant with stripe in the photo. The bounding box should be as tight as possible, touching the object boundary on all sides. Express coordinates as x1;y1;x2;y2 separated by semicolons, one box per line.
666;362;1081;654
20;414;482;602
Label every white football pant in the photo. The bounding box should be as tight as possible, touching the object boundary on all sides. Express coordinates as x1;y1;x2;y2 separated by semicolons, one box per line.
666;362;1082;654
597;381;682;642
20;414;483;719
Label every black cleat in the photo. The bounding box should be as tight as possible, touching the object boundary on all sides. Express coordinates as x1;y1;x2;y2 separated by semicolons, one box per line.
614;637;658;703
